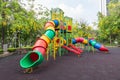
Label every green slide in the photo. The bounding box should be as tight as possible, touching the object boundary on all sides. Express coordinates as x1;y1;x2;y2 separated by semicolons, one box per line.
20;51;44;68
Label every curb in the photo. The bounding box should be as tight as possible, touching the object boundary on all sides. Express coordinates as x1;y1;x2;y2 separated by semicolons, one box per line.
0;52;14;58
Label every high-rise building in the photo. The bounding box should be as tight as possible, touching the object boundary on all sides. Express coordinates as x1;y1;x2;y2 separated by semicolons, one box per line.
106;0;110;3
106;0;111;15
101;0;110;16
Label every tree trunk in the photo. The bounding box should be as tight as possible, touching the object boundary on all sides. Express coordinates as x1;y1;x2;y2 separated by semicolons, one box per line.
1;25;5;49
110;35;112;46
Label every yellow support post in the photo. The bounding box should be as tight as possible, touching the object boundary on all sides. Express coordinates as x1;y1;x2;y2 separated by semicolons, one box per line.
53;38;56;60
23;68;33;73
46;48;49;61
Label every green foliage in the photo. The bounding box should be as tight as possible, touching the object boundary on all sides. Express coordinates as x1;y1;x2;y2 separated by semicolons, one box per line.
0;0;49;48
21;47;32;51
8;48;17;52
72;21;95;38
97;1;120;45
0;49;3;53
1;47;32;53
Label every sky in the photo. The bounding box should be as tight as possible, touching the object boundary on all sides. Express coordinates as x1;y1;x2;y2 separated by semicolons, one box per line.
21;0;101;29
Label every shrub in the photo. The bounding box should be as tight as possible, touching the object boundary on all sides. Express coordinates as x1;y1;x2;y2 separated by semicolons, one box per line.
0;47;32;53
8;48;17;52
22;47;32;51
0;49;3;54
0;49;3;52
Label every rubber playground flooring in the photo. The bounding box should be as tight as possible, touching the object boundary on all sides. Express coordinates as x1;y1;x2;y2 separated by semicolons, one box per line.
0;47;120;80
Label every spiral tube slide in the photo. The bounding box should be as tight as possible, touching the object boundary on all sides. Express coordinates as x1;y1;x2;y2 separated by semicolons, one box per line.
20;20;59;69
89;39;108;52
72;37;108;52
72;37;88;45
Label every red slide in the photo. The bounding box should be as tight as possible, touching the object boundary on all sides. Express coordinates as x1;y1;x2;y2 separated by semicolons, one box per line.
68;44;83;53
62;45;81;55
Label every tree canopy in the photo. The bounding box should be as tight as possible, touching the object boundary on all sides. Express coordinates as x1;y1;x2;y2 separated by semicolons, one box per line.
98;1;120;45
0;0;49;48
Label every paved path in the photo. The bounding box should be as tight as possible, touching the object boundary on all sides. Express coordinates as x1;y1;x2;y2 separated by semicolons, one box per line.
0;47;120;80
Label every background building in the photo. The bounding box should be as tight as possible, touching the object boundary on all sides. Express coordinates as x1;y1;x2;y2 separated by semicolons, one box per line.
101;0;110;16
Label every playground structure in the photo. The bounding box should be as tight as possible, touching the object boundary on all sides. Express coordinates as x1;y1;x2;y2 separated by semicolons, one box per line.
72;37;108;51
20;8;109;73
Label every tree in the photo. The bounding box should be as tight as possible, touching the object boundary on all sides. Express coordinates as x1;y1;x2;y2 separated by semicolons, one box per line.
72;20;95;39
98;1;120;45
0;0;50;48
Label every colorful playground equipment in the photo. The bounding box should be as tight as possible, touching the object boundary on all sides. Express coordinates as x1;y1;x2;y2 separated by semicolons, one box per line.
20;8;109;73
72;37;108;52
20;20;59;72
